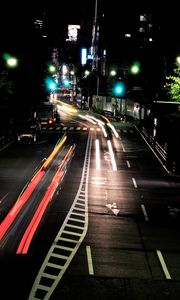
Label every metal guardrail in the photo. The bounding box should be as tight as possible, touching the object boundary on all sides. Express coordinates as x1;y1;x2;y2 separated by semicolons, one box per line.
141;126;167;162
155;141;167;161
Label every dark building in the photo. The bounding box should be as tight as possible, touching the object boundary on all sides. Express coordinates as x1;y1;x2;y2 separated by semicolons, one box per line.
92;4;179;105
1;3;179;112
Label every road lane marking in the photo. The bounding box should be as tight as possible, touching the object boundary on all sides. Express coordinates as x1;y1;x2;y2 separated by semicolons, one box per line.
121;143;126;152
132;177;138;188
95;139;101;170
107;140;117;171
28;133;92;300
141;204;149;221
106;203;120;215
86;246;94;275
126;160;131;168
156;250;171;279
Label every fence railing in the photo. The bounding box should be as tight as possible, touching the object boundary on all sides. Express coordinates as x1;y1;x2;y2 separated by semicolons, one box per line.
141;126;167;162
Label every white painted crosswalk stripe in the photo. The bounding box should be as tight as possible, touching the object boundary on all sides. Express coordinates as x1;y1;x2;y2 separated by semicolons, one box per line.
40;126;134;133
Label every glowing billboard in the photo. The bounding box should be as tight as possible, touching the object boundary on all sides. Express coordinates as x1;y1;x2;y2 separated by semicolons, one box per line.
67;25;80;41
81;48;87;65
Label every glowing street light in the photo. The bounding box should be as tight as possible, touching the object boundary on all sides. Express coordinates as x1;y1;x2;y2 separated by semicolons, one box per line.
131;62;140;74
3;53;18;68
49;65;56;73
85;70;90;76
6;57;18;68
110;70;116;76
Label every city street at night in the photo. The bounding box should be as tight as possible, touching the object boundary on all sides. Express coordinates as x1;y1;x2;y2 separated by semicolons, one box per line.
0;110;180;299
0;1;179;299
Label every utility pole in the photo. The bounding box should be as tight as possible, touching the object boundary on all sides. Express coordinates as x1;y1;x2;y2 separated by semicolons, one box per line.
91;0;99;71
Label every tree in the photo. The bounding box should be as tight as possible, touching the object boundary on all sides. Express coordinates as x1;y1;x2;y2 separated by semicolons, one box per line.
164;61;180;101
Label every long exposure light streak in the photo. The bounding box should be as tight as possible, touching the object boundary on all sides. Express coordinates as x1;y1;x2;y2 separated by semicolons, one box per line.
0;135;67;240
16;144;75;254
107;140;117;171
78;114;97;124
107;123;119;138
0;169;45;240
43;134;67;169
95;139;101;170
98;123;107;137
16;174;62;254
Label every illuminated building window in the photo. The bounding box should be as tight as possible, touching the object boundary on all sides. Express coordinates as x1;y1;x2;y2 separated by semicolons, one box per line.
125;33;131;38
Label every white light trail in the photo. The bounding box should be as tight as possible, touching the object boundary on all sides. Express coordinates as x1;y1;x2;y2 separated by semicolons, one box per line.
95;139;101;170
107;123;119;138
79;114;97;124
98;123;107;137
87;115;105;125
107;140;117;171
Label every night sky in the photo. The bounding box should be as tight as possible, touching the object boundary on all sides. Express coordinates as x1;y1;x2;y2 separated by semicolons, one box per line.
0;0;179;114
0;1;179;50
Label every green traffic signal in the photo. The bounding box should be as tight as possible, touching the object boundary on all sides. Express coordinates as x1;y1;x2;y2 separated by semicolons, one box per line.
113;82;125;96
45;77;57;92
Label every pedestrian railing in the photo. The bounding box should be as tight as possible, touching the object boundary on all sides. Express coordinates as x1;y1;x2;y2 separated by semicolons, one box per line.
141;126;167;162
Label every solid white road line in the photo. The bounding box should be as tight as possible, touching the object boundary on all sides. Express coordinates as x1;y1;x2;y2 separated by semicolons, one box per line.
156;250;171;279
86;245;94;275
132;177;138;188
141;204;149;221
126;160;131;168
121;143;126;152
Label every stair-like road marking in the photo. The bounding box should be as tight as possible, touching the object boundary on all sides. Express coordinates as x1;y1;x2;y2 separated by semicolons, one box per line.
28;133;92;300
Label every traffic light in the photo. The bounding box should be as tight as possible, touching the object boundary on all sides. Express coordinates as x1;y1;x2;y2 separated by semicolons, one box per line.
113;82;125;97
63;79;70;87
45;77;57;92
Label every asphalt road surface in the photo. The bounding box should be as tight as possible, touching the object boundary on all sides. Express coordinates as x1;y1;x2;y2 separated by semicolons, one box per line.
0;113;180;300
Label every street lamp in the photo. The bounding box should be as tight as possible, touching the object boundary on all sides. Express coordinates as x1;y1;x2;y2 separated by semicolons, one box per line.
49;65;56;73
85;70;90;76
2;53;18;68
130;62;140;75
6;57;18;68
110;70;117;77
